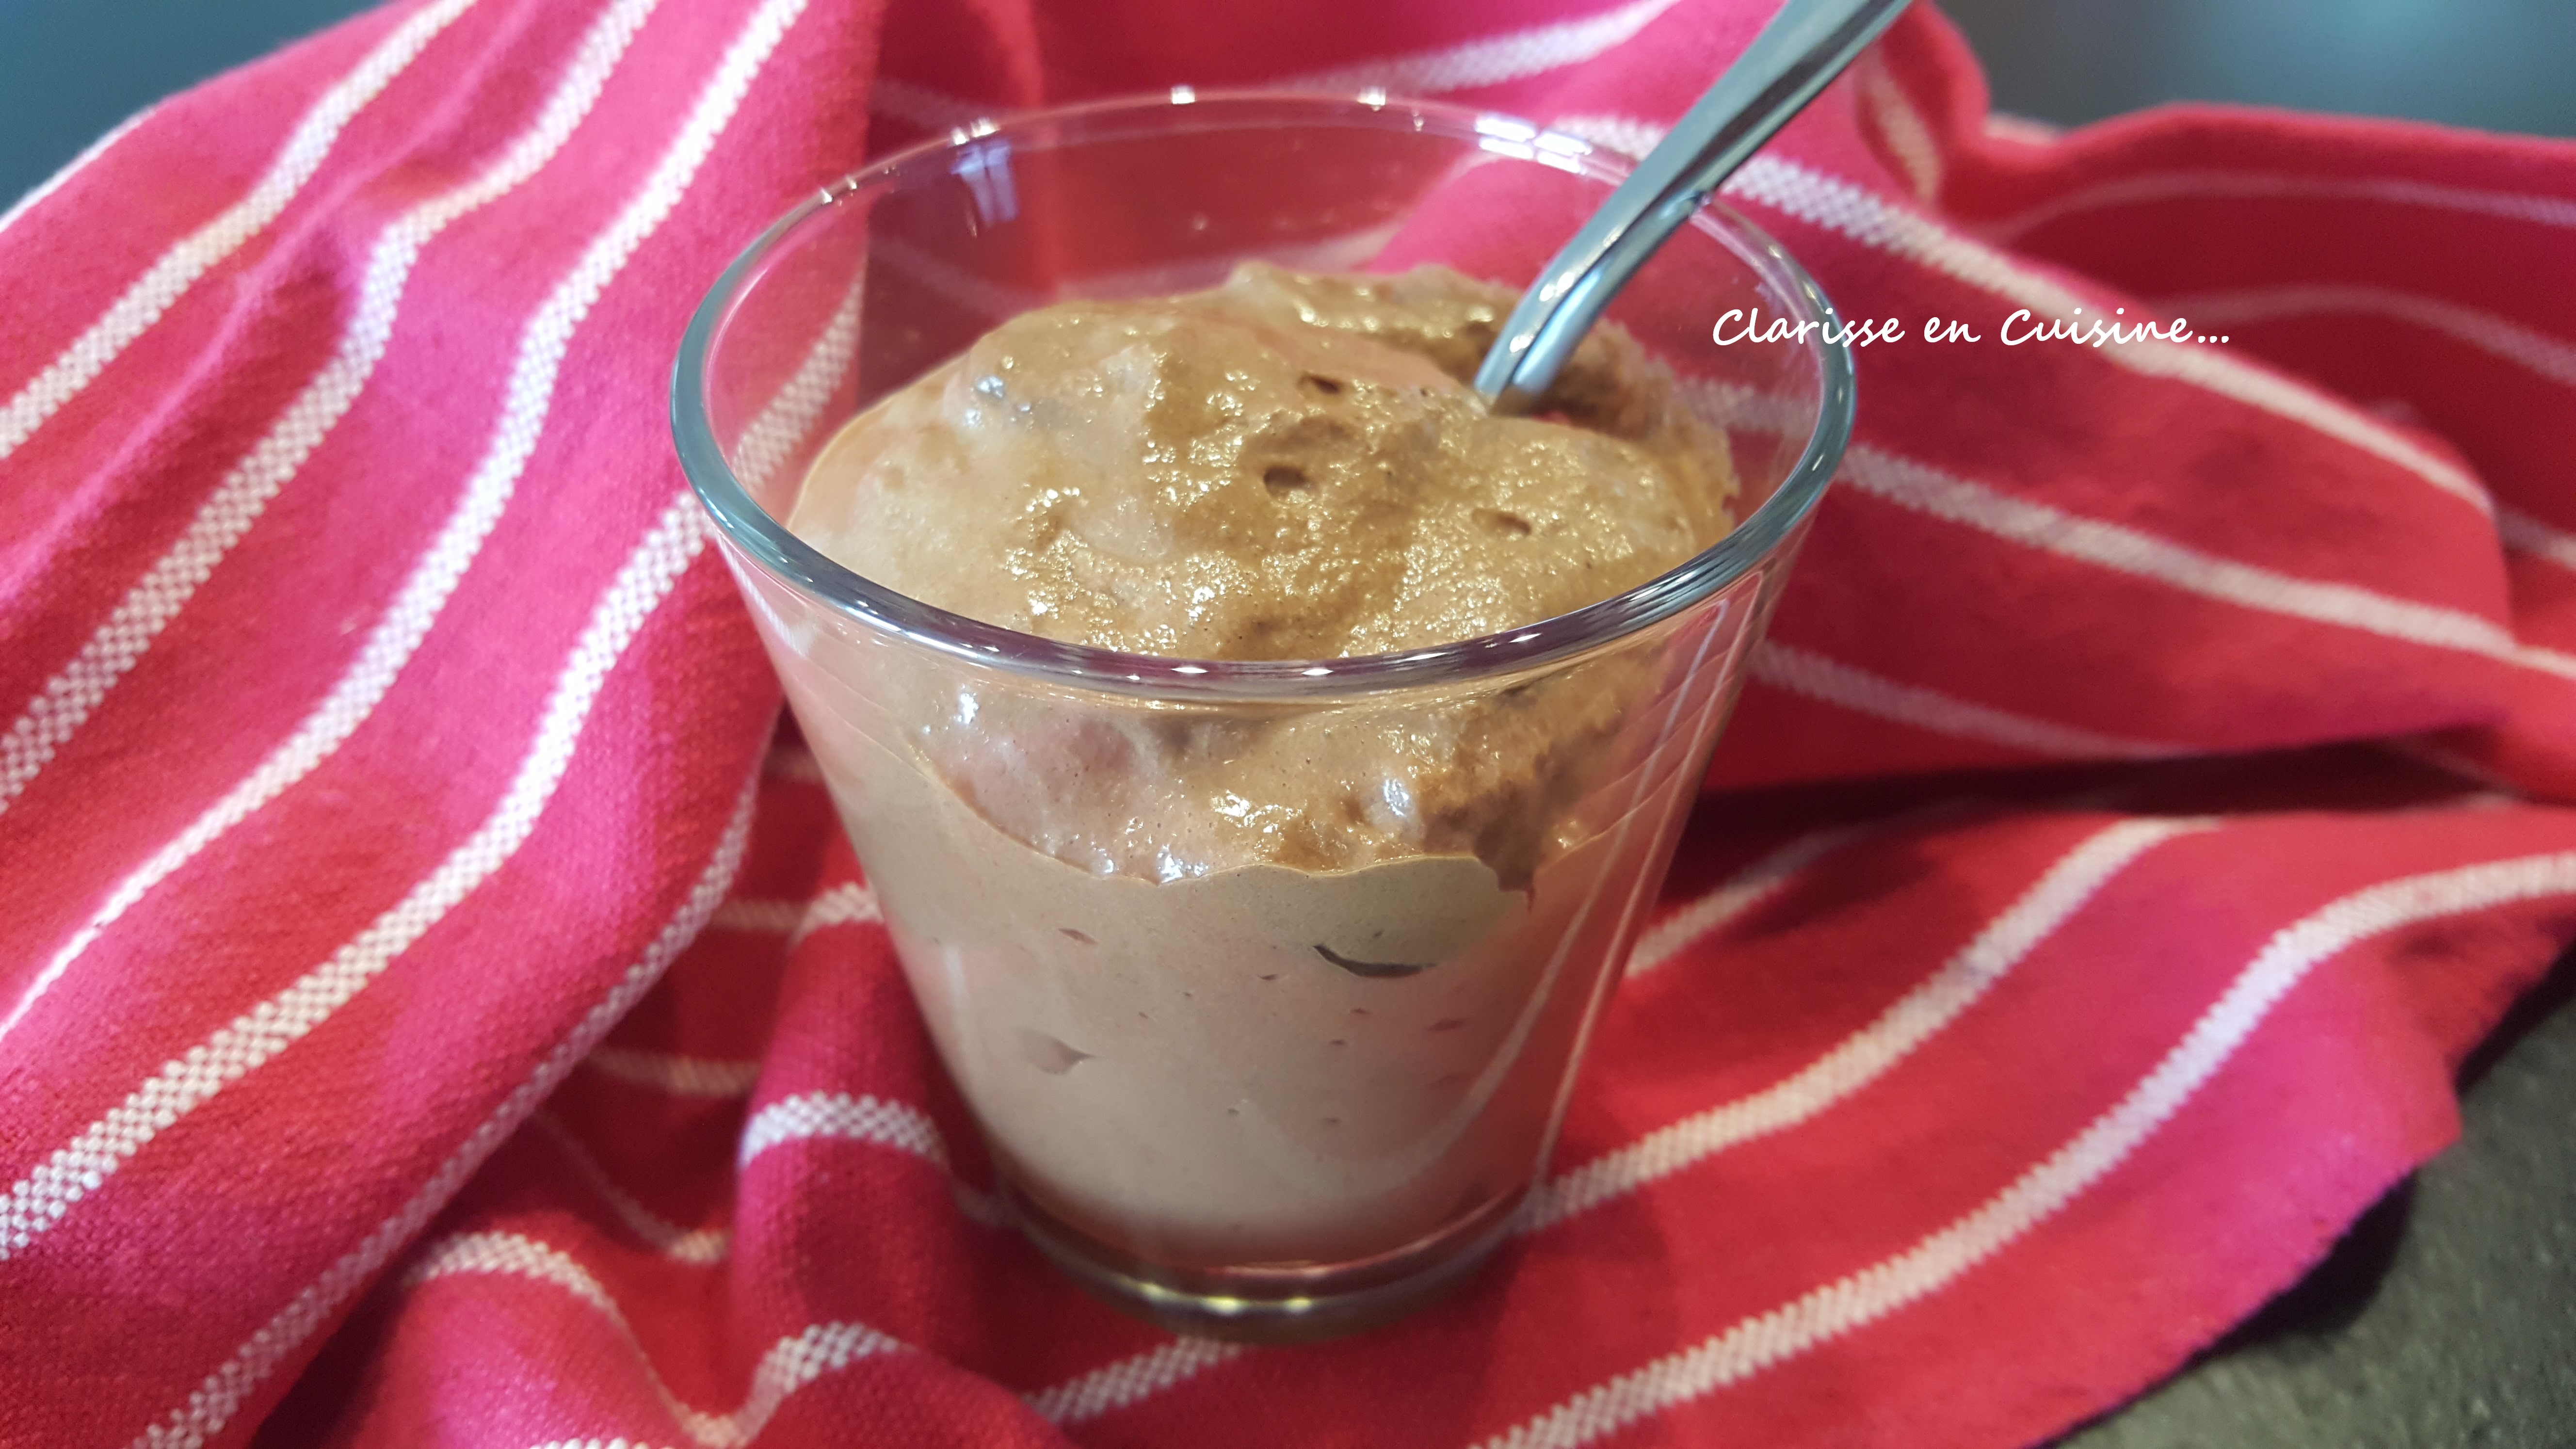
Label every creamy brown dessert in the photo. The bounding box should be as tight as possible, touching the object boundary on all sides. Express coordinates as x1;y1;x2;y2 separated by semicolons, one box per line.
794;263;1733;665
784;264;1737;1274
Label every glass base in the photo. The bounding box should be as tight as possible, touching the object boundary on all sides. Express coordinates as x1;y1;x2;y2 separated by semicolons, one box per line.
1001;1182;1524;1343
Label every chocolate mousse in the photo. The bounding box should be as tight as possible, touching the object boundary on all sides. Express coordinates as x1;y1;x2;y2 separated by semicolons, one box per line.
782;263;1738;1276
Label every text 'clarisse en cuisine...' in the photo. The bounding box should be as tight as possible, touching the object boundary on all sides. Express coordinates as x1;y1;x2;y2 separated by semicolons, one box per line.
1711;305;2231;348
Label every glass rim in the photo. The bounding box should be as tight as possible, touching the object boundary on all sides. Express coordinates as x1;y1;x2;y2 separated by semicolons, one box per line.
671;89;1856;703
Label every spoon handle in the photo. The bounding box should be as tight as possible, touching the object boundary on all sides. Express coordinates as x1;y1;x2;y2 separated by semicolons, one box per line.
1473;0;1911;412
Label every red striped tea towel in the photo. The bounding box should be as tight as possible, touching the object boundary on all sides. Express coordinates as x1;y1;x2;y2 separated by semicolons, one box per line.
3;2;2574;1446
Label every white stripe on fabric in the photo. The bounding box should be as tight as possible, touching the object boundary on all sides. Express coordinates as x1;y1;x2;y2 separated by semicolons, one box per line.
708;898;805;934
737;1092;945;1169
125;766;758;1449
2391;788;2519;815
0;0;661;827
1625;798;1980;979
526;1441;676;1449
584;1046;764;1097
869;234;1050;320
2149;288;2576;575
0;104;157;238
1681;376;2575;686
0;495;712;1258
1987;169;2576;245
791;881;881;945
1525;818;2212;1233
737;1091;1002;1225
1980;113;2061;146
1830;443;2576;681
1024;1337;1251;1425
1273;0;1688;95
1625;825;1876;978
2158;283;2576;390
0;0;484;459
878;224;1408;322
1677;379;2201;761
1542;114;1664;162
467;1251;1321;1443
2380;737;2528;797
2156;281;2576;580
1481;848;2576;1449
1855;53;1941;203
867;78;996;131
531;1112;731;1264
727;273;863;491
1724;151;2498;515
0;0;810;1052
1547;114;2493;516
868;0;1685;138
408;1231;901;1448
1750;642;2193;760
2499;507;2576;578
698;881;881;945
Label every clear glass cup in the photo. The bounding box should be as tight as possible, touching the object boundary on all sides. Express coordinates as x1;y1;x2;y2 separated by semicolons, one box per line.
673;92;1853;1340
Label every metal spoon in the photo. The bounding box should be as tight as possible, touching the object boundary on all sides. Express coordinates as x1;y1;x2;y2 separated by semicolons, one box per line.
1473;0;1912;413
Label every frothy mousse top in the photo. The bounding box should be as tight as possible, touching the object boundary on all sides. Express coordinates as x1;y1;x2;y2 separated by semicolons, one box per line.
788;264;1738;884
790;263;1735;659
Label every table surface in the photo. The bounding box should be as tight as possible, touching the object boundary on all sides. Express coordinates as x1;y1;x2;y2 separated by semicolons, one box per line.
5;4;2571;1445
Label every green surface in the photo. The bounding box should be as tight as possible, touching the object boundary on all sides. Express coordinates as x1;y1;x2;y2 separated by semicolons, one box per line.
0;0;378;205
1938;0;2576;139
